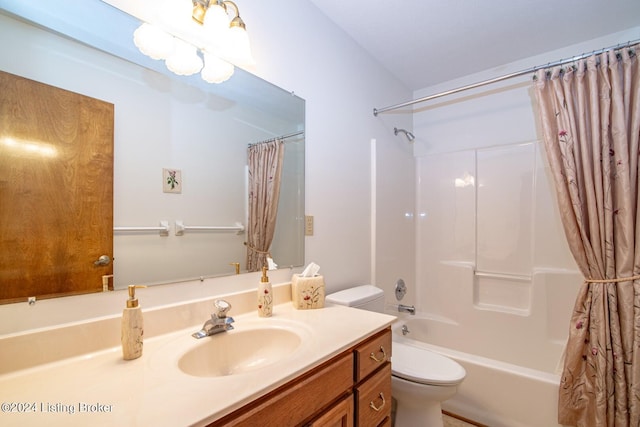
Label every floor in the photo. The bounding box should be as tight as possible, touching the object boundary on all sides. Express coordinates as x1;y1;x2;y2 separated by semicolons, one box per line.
390;398;481;427
443;413;477;427
391;400;479;427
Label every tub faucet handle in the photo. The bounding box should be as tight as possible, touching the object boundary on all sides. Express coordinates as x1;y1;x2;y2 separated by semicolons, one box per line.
395;278;407;300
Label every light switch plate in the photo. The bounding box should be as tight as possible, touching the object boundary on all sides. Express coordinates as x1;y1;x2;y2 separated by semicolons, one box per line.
305;215;314;236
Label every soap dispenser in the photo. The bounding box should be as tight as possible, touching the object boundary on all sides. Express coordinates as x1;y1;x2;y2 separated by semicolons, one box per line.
122;285;146;360
257;266;273;317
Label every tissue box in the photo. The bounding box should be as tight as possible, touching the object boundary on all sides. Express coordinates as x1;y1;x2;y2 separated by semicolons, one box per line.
291;274;325;310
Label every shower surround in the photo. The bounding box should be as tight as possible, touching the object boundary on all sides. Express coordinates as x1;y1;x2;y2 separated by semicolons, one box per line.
408;140;582;426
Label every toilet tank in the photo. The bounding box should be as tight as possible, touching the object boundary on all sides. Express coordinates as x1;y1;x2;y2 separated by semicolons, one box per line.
325;285;385;313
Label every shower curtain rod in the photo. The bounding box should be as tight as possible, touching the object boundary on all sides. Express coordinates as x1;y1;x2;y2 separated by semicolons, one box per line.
248;130;304;147
373;38;640;116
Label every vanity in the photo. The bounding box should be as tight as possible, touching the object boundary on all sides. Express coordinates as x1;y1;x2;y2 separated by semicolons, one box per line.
0;283;395;427
210;327;393;426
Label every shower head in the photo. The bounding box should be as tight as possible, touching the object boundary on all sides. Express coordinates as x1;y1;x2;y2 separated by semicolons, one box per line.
394;127;415;143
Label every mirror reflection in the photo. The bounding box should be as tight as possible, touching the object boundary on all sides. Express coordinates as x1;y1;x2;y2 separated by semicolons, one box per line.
0;3;304;302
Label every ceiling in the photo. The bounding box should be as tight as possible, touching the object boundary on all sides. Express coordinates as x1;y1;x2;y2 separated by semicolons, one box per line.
309;0;640;91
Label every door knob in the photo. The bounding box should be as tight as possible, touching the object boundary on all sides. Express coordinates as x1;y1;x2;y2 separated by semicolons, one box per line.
94;255;111;266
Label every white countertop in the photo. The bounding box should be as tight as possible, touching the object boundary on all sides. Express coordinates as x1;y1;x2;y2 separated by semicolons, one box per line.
0;302;395;427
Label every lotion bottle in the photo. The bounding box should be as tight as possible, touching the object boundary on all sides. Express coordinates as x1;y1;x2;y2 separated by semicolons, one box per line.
257;266;273;317
122;285;146;360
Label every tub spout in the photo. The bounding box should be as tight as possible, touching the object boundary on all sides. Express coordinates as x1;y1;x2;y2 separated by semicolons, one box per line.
398;304;415;315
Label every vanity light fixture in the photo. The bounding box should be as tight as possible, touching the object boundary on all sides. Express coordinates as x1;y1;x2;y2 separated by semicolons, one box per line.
133;0;254;84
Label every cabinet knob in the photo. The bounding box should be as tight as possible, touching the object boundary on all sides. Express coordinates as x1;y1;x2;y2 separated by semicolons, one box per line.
369;392;386;412
369;346;387;363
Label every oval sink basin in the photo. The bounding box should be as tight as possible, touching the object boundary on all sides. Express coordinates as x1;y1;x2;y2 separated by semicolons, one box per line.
178;327;302;377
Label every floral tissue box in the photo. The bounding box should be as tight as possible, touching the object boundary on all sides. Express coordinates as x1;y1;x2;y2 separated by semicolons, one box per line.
291;274;325;310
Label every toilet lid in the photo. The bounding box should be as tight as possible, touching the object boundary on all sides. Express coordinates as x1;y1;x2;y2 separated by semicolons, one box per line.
391;342;466;386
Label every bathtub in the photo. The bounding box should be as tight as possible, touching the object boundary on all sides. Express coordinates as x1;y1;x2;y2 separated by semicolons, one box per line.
391;317;563;427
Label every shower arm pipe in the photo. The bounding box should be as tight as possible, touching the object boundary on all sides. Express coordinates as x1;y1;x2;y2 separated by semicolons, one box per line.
373;38;640;116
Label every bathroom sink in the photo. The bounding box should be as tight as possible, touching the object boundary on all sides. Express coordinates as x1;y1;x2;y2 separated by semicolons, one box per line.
178;327;303;377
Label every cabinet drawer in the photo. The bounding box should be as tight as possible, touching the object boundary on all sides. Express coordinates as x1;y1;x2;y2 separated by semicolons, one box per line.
355;363;392;427
354;328;391;381
210;352;353;427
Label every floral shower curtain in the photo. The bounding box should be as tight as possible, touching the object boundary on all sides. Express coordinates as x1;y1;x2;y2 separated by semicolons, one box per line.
533;44;640;426
246;139;284;272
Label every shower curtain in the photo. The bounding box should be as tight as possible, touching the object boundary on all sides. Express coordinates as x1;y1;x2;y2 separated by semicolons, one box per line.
534;44;640;426
246;139;284;272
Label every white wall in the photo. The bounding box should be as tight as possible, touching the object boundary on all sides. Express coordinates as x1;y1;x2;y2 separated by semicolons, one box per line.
237;0;414;293
412;27;640;156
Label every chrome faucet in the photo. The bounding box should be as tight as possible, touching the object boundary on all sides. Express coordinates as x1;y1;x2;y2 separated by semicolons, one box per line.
192;299;235;339
398;304;415;315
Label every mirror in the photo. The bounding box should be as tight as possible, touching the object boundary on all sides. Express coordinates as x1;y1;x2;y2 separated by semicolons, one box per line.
0;2;304;298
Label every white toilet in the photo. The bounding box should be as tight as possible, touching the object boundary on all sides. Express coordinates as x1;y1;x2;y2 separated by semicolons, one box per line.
326;285;466;427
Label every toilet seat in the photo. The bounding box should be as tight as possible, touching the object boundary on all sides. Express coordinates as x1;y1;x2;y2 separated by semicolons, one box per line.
392;341;466;386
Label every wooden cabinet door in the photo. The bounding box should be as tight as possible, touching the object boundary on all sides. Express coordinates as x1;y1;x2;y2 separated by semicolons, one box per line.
0;71;114;302
306;394;354;427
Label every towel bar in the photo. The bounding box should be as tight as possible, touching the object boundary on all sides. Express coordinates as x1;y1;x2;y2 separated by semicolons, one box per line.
175;220;245;236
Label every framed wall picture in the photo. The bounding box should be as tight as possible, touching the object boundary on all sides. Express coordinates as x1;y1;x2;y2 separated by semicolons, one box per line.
163;168;182;193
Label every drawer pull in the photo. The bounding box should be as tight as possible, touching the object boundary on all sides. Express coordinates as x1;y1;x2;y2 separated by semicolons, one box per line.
369;392;386;412
369;346;387;363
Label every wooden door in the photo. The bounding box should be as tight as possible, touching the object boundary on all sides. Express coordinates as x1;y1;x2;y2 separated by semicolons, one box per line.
0;71;114;303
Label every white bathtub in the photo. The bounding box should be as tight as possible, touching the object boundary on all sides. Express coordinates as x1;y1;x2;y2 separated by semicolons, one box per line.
391;318;563;427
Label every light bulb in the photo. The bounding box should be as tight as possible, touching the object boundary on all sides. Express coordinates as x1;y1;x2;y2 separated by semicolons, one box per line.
133;23;174;60
204;4;230;36
201;53;234;83
165;39;203;75
227;24;254;66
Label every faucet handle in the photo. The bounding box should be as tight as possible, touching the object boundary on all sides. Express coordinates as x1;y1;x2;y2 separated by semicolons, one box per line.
213;299;232;318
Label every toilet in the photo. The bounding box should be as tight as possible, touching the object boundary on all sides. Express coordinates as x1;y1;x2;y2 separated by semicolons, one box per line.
326;285;466;427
